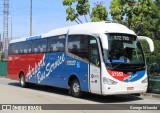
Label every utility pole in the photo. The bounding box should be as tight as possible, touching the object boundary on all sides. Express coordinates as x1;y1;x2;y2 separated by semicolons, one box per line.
30;0;32;36
11;16;12;41
8;16;12;41
3;0;9;58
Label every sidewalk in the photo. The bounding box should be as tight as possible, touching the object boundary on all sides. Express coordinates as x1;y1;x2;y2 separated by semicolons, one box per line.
141;93;160;99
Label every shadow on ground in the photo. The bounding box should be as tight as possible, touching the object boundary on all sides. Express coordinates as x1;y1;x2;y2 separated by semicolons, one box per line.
8;82;143;103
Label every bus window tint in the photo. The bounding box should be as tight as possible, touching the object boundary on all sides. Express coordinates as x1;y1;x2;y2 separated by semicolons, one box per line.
8;44;13;55
68;35;89;61
20;41;32;54
89;38;100;66
32;39;47;53
106;34;145;65
12;43;20;54
48;36;65;52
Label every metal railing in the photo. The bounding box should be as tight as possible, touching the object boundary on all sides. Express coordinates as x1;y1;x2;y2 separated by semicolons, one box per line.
147;58;160;93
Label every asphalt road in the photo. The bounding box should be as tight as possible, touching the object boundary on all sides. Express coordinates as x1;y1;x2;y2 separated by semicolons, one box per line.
0;77;160;113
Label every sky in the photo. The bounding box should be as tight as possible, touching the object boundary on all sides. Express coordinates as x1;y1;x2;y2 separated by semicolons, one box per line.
0;0;112;39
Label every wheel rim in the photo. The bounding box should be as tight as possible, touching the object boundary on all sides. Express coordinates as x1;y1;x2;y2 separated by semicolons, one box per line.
73;82;80;93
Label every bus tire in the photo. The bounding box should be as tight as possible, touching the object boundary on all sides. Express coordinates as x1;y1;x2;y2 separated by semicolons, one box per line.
71;78;82;98
19;73;27;88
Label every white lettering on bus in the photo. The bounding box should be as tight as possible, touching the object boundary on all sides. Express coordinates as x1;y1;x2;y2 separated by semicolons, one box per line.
124;74;138;81
26;55;45;81
111;72;123;77
26;54;65;83
45;54;65;79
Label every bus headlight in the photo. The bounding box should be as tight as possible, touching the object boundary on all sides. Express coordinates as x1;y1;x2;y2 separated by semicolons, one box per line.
141;77;148;83
103;77;117;85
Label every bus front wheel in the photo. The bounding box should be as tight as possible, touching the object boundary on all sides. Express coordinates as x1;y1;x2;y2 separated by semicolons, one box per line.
19;73;27;88
71;78;82;98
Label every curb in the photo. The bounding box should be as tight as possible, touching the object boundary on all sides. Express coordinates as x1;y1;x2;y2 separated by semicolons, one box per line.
141;93;160;99
0;76;7;78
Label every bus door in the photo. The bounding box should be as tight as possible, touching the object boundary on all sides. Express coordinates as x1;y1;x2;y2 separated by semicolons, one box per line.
89;37;101;94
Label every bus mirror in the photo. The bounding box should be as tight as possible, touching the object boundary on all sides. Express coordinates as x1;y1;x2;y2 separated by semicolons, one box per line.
100;34;108;50
137;36;154;52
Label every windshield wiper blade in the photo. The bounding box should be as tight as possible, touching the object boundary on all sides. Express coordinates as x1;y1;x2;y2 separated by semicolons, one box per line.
108;64;145;70
128;65;145;69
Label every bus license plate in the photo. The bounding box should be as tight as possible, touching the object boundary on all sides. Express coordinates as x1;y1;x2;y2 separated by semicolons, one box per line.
127;87;134;90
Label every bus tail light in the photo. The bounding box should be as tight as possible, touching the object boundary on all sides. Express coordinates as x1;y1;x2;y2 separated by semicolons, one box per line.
141;77;148;83
103;77;117;85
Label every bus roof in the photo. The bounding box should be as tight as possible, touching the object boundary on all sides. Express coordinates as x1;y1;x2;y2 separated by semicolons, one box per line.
10;21;136;44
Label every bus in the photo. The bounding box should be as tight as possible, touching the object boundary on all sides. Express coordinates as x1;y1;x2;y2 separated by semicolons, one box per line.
7;22;154;97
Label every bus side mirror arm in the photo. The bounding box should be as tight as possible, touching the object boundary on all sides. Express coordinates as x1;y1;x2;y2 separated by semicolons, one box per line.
137;36;154;52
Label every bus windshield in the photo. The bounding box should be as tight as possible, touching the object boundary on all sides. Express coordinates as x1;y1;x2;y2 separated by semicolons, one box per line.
103;33;145;71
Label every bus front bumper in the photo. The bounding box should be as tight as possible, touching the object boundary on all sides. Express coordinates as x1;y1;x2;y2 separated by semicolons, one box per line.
101;83;148;96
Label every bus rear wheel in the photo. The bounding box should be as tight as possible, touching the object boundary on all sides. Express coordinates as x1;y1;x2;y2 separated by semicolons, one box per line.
19;73;27;88
71;78;82;98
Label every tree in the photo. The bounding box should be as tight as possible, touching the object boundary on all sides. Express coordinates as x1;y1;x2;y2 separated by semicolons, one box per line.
63;0;108;23
91;1;108;22
76;0;90;22
154;0;160;39
132;0;160;39
139;2;157;38
63;0;90;24
0;51;4;61
110;0;153;35
110;0;126;22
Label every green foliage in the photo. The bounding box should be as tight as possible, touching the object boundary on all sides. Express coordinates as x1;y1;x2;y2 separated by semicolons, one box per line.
140;0;160;39
110;0;153;34
140;39;160;60
76;0;90;16
63;0;108;23
63;0;90;23
91;2;108;22
66;7;77;21
110;0;125;22
63;0;76;6
0;52;4;61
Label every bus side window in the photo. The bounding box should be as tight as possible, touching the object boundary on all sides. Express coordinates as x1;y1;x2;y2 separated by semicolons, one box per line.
48;36;65;52
12;43;20;54
8;44;13;55
20;41;32;54
68;35;89;61
32;39;47;53
89;37;100;66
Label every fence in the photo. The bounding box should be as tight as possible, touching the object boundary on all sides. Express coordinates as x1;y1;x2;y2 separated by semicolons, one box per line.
147;58;160;93
0;61;7;76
